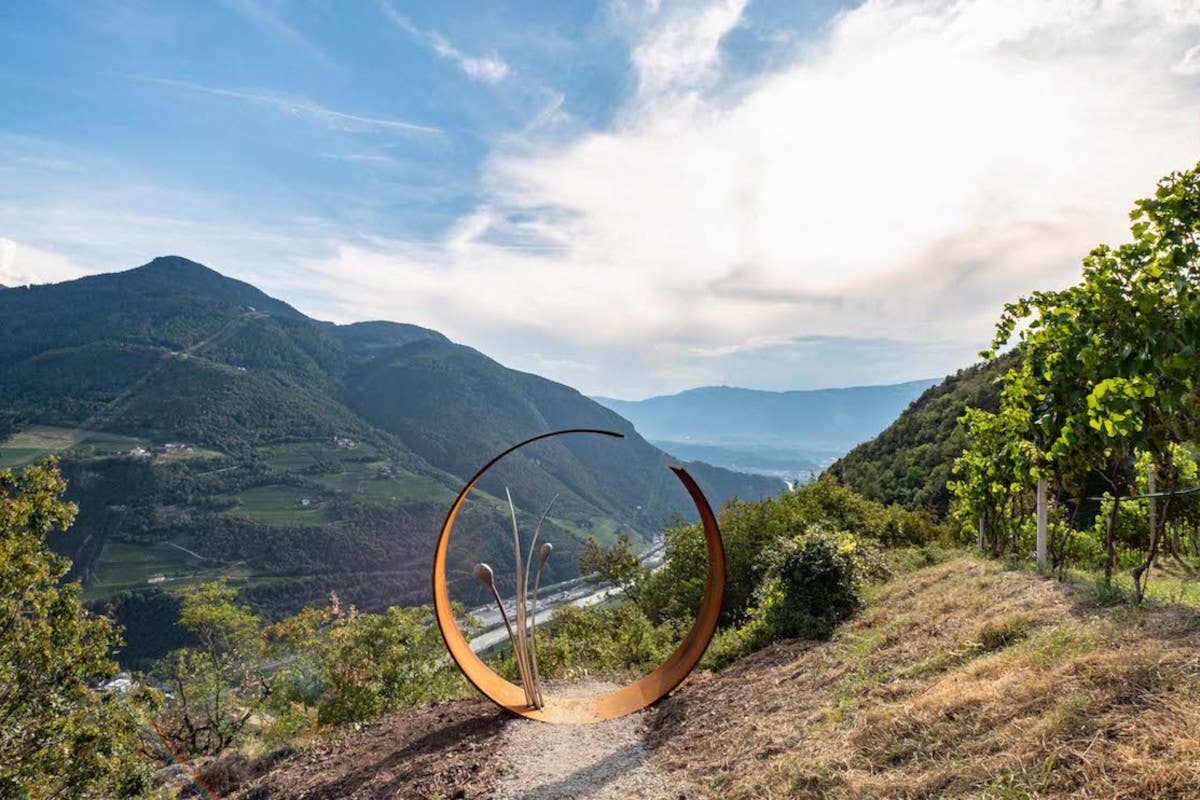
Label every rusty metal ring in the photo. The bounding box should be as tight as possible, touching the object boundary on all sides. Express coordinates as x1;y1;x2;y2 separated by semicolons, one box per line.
432;428;726;723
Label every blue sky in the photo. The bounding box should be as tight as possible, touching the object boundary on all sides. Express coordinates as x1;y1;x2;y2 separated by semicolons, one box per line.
2;1;1199;397
2;2;628;246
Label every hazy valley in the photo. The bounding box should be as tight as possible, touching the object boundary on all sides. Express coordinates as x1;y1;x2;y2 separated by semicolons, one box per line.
596;379;936;483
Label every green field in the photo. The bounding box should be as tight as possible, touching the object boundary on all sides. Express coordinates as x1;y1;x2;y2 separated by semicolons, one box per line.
81;537;244;601
550;514;641;548
0;448;47;468
258;442;455;504
223;484;338;525
0;425;218;468
258;440;377;471
0;426;90;466
313;460;452;503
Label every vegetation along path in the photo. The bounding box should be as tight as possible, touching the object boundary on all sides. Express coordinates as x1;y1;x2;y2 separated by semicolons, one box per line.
193;553;1200;799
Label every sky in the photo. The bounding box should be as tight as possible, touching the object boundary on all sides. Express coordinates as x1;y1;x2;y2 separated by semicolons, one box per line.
2;0;1199;399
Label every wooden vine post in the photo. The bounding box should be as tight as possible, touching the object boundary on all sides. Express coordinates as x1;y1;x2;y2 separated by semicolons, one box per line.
1036;478;1048;571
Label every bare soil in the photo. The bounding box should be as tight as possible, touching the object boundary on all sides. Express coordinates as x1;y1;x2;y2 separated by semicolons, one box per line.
226;699;506;799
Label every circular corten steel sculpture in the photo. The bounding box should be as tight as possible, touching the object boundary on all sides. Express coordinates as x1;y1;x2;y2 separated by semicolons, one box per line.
432;428;726;723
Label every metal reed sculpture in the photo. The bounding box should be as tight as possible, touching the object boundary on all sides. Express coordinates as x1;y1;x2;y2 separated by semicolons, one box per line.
472;490;558;708
432;428;726;724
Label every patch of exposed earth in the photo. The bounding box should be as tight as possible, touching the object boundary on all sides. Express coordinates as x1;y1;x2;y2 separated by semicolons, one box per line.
493;680;672;800
222;699;505;799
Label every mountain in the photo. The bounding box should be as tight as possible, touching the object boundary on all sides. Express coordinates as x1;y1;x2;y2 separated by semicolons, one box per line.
647;440;828;478
0;256;781;665
825;354;1014;514
594;379;938;478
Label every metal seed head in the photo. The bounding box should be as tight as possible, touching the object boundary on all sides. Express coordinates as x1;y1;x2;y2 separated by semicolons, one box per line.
538;542;553;566
473;563;495;586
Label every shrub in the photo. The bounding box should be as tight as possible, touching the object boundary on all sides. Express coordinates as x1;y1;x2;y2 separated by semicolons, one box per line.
702;617;770;669
154;581;268;756
638;502;775;628
639;478;944;631
973;616;1030;653
315;606;469;726
531;603;679;680
704;527;881;669
885;543;957;575
754;527;881;639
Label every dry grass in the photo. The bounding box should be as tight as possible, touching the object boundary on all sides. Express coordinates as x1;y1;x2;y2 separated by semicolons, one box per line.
646;558;1200;799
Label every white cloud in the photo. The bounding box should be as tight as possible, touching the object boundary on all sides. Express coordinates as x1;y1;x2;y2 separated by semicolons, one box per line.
1178;43;1200;74
331;0;1195;394
0;239;89;287
378;3;511;84
631;0;747;99
13;0;1200;397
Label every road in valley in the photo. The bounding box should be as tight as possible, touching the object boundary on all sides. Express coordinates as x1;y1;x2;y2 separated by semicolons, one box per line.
465;539;665;653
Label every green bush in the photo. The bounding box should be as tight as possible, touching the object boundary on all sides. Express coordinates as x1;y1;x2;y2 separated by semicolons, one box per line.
638;501;775;628
756;528;881;636
884;542;957;575
973;616;1030;653
704;527;881;669
315;606;469;726
530;603;679;680
702;617;770;669
154;581;269;756
639;478;925;631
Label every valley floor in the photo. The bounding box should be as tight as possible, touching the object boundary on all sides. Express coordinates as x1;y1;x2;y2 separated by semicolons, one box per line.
218;557;1200;799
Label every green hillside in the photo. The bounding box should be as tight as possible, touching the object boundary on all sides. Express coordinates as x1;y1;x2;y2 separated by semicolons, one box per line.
825;354;1015;515
0;256;780;665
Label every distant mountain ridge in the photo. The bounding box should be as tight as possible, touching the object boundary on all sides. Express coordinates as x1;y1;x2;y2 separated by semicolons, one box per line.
0;256;781;665
594;380;938;451
593;379;937;478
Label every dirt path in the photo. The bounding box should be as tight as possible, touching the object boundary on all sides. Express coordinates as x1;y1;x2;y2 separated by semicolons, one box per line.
494;681;671;800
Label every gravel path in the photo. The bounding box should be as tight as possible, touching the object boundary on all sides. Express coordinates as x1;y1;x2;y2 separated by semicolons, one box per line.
493;681;671;800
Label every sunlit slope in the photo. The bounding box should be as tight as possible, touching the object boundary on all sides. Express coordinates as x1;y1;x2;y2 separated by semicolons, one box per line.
648;557;1200;799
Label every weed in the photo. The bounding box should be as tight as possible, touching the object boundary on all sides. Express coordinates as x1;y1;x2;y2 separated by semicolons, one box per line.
973;616;1030;653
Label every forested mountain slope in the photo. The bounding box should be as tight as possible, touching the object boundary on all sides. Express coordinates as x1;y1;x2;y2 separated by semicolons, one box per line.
0;257;780;664
825;354;1015;515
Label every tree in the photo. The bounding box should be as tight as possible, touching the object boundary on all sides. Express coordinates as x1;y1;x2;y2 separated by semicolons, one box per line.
580;533;649;603
315;605;468;726
154;580;269;755
0;459;153;798
949;407;1038;556
981;161;1200;593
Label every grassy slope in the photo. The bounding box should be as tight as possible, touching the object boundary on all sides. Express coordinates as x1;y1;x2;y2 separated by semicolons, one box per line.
217;557;1200;799
647;557;1200;799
